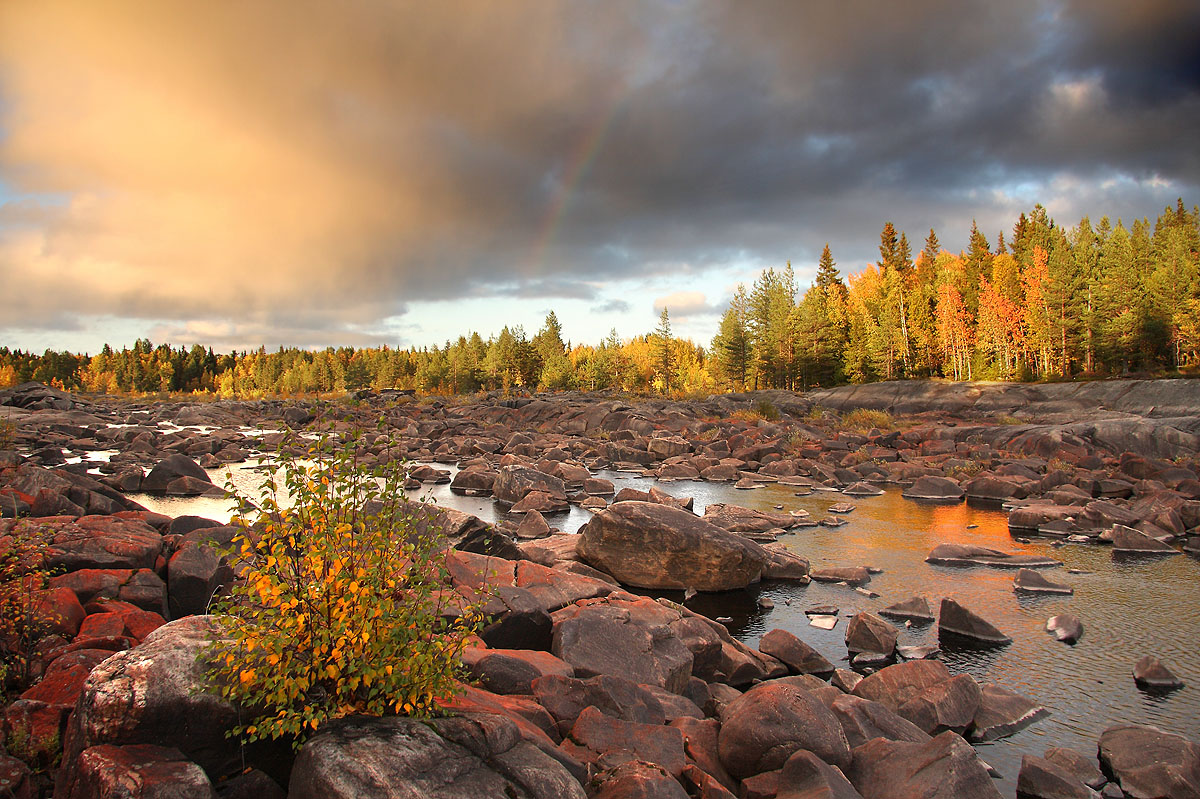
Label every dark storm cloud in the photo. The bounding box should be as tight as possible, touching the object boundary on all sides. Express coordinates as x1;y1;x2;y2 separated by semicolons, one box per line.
0;0;1195;346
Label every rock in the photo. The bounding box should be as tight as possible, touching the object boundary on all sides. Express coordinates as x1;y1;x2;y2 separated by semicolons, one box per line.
29;586;87;637
59;616;244;789
811;566;871;585
450;468;497;495
760;543;811;580
1098;723;1200;799
842;482;884;496
670;717;737;794
217;768;287;799
809;615;838;630
830;694;932;749
1017;754;1098;799
758;629;835;676
894;674;982;735
288;713;586;799
1111;524;1180;555
1133;655;1185;690
968;683;1049;742
844;612;897;657
510;490;570;514
568;706;686;777
926;543;1060;569
1046;614;1084;644
878;596;934;623
701;503;809;534
964;475;1029;502
140;454;213;494
901;476;965;502
167;541;229;618
17;515;163;572
717;684;852;777
938;598;1011;646
845;731;1003;799
530;673;665;736
494;465;567;506
465;649;575;696
1014;568;1074;594
550;596;693;693
851;660;952;711
1044;746;1107;790
775;748;866;799
0;754;31;799
591;761;689;799
577;501;766;592
515;510;551;539
70;744;218;799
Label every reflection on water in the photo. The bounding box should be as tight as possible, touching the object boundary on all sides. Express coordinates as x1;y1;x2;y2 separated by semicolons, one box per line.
133;463;1199;794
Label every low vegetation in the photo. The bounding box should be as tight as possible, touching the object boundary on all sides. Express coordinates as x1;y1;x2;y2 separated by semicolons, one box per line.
208;418;481;746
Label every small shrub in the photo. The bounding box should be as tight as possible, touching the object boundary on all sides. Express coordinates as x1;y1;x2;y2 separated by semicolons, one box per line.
993;415;1024;426
0;521;58;694
729;409;764;423
754;400;781;422
0;417;15;450
842;408;894;432
805;405;834;423
208;418;482;746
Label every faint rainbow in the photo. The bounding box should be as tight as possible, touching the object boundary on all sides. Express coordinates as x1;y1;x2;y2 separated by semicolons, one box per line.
529;86;627;271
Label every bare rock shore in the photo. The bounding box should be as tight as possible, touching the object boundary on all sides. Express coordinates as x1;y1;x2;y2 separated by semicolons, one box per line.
1;379;1198;798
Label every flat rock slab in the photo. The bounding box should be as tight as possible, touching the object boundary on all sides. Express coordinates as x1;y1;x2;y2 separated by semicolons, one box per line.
1133;656;1186;691
846;731;1003;799
1112;524;1181;555
968;683;1049;742
1013;568;1074;594
926;543;1060;569
879;596;934;623
1098;723;1200;799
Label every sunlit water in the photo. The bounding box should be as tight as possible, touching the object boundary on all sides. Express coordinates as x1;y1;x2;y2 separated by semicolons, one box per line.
130;461;1200;794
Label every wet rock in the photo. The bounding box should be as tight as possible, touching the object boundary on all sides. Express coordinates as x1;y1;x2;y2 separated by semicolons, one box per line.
879;596;934;623
1133;655;1185;691
1046;614;1084;644
901;476;965;502
938;598;1011;646
1014;568;1074;595
1017;754;1098;799
845;730;1003;799
844;612;897;657
760;543;811;580
289;713;586;799
968;683;1049;742
717;681;852;779
1098;723;1200;799
775;748;866;799
758;628;835;677
1111;524;1180;555
577;501;766;592
450;467;497;495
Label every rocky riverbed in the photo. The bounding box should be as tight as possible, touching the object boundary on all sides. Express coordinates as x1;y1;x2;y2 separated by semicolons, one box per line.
1;379;1199;798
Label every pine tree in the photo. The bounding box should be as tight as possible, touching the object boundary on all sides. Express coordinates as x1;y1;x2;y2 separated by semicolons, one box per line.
655;308;673;394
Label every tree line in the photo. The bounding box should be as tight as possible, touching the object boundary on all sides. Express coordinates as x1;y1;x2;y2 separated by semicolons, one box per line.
2;201;1196;398
712;199;1200;389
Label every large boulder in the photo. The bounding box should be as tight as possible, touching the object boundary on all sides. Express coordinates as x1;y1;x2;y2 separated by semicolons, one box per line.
550;596;694;693
968;684;1048;742
829;694;931;750
7;516;163;572
57;616;243;793
140;455;214;495
1111;524;1180;555
567;706;686;777
577;502;766;592
702;504;809;534
288;713;586;799
1016;754;1096;799
845;612;897;657
776;748;866;799
759;628;834;676
845;730;1003;799
494;466;567;506
717;682;851;779
69;744;217;799
851;660;952;712
894;674;982;735
1098;724;1200;799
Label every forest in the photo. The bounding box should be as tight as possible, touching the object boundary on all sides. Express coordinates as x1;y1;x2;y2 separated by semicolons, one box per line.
2;201;1198;399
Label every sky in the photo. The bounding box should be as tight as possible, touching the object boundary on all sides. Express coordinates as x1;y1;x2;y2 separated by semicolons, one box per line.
1;0;1198;355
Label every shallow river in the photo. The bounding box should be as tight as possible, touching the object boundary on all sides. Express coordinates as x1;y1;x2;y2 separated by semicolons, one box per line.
132;460;1200;795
